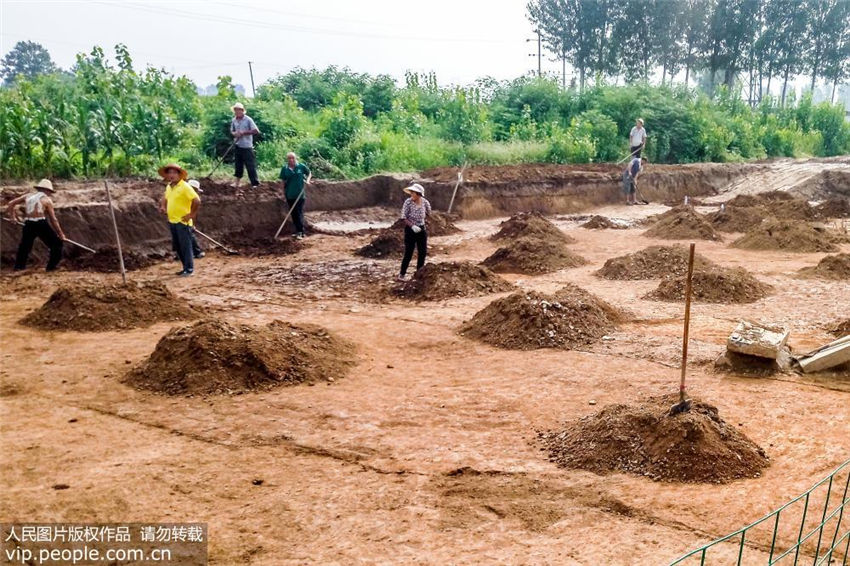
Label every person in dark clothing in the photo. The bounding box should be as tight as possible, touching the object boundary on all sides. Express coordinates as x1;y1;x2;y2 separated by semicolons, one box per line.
622;156;647;205
279;152;312;239
398;183;431;281
230;102;261;189
6;179;66;271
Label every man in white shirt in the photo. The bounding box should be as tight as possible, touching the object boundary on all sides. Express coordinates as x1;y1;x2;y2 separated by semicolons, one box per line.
629;118;647;158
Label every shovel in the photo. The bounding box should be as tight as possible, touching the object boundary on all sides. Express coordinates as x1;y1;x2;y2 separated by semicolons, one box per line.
670;242;696;415
2;216;96;253
193;227;238;255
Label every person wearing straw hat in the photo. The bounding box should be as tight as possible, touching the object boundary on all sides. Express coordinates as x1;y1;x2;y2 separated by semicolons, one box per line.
158;163;201;277
398;183;431;281
629;118;647;158
5;179;66;271
230;102;261;190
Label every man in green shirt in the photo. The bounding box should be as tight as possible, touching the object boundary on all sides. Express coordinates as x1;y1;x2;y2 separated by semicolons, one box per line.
279;152;311;239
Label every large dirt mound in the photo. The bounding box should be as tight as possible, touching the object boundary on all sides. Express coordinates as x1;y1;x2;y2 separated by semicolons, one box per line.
731;219;839;252
538;395;769;483
490;212;574;243
596;245;716;280
798;253;850;280
816;197;850;219
644;208;721;241
356;213;460;258
123;318;355;395
481;238;587;274
392;261;513;301
726;191;794;207
223;226;304;256
20;281;196;331
459;285;622;350
63;246;166;272
645;267;772;304
581;215;627;230
705;207;767;233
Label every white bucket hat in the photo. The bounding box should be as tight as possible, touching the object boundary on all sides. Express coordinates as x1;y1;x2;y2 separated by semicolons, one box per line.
34;179;55;192
232;102;245;111
404;183;425;196
187;179;201;190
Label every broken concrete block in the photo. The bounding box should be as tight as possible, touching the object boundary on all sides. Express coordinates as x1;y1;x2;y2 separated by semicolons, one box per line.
727;320;790;360
796;334;850;373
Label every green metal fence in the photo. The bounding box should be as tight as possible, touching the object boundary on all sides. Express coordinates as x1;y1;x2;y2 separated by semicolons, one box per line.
670;459;850;566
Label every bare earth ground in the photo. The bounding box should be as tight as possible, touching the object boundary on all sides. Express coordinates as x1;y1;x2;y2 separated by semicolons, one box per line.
1;201;849;565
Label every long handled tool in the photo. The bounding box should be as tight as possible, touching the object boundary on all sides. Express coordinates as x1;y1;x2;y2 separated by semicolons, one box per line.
273;187;306;239
206;140;237;178
634;180;650;205
103;180;127;284
447;161;468;214
1;216;96;253
670;242;696;415
193;227;238;255
617;142;646;165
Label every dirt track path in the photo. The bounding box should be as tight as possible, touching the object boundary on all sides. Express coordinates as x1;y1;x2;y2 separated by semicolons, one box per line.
1;211;849;565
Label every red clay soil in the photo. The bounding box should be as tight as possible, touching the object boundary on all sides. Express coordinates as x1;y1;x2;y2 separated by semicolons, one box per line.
643;208;721;241
221;226;305;256
731;219;839;253
581;215;628;230
644;267;773;304
797;253;850;280
123;318;355;396
490;212;575;244
538;394;769;483
726;191;795;207
422;163;619;184
596;245;716;280
705;206;768;233
19;281;196;331
481;238;588;275
459;284;622;350
62;246;166;272
356;213;460;259
815;197;850;219
391;261;513;301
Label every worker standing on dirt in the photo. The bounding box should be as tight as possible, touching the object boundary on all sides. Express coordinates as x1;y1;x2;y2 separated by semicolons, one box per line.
230;102;261;190
159;164;201;277
6;179;67;271
398;183;431;281
629;118;647;158
279;152;311;239
623;156;648;206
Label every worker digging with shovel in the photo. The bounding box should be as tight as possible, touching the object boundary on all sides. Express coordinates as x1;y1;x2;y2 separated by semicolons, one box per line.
5;179;67;272
623;156;648;206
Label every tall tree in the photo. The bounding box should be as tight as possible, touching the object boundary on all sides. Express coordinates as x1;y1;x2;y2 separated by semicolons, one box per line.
807;0;850;91
615;0;655;82
764;0;811;105
682;0;711;86
705;0;759;92
527;0;596;90
1;41;58;85
652;0;687;85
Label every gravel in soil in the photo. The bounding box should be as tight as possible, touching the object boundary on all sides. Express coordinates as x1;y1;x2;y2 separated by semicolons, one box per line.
643;208;721;241
581;215;628;230
644;267;772;304
490;212;575;244
481;238;587;275
731;219;840;253
596;245;716;280
390;261;513;301
797;253;850;280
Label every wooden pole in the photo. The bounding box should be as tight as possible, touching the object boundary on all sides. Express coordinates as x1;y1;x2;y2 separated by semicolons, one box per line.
679;243;696;404
447;162;468;214
103;180;126;283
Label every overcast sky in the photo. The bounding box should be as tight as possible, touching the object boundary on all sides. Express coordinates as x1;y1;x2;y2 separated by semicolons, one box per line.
1;0;548;90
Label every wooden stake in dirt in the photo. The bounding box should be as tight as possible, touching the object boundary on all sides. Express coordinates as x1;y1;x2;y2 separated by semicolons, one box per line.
103;180;127;284
447;162;468;215
274;186;306;239
670;242;696;415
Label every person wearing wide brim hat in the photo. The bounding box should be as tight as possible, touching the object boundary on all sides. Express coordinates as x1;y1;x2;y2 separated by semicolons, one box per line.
158;164;201;277
5;178;67;271
397;183;432;281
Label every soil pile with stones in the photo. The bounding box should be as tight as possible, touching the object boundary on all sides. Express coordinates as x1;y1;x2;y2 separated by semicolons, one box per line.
645;267;772;304
644;208;721;241
596;245;716;280
223;227;305;256
538;395;769;483
357;213;460;258
459;284;622;350
731;219;839;252
798;253;850;280
124;318;355;395
391;261;513;301
490;212;574;244
726;192;795;207
63;246;166;272
581;215;627;230
481;238;587;274
20;281;196;331
705;207;767;233
815;197;850;218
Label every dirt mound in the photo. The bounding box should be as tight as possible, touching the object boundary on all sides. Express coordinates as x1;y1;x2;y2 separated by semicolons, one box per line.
645;267;772;304
123;318;355;395
798;253;850;280
391;261;513;301
581;215;627;230
731;219;839;252
596;245;716;280
705;207;767;233
481;238;587;274
644;208;720;241
722;193;817;222
63;246;166;272
490;212;574;243
356;213;460;258
20;281;196;331
726;191;794;207
830;319;850;338
459;285;622;350
815;197;850;218
223;226;304;256
538;395;769;483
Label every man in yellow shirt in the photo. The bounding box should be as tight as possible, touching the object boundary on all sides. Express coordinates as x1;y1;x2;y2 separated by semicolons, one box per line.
158;163;201;277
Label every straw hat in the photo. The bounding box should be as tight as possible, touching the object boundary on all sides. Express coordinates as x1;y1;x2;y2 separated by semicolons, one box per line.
403;183;425;196
34;179;55;192
157;163;188;181
232;102;245;111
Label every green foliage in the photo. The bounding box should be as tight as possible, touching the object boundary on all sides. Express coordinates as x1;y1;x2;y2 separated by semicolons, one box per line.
810;102;850;156
546;127;596;164
1;41;58;86
570;110;620;161
437;88;489;145
318;93;365;149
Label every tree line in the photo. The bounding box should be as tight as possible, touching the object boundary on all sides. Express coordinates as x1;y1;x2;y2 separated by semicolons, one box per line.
527;0;850;104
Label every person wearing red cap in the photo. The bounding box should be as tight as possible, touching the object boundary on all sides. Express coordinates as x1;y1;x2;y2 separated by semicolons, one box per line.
158;163;200;277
